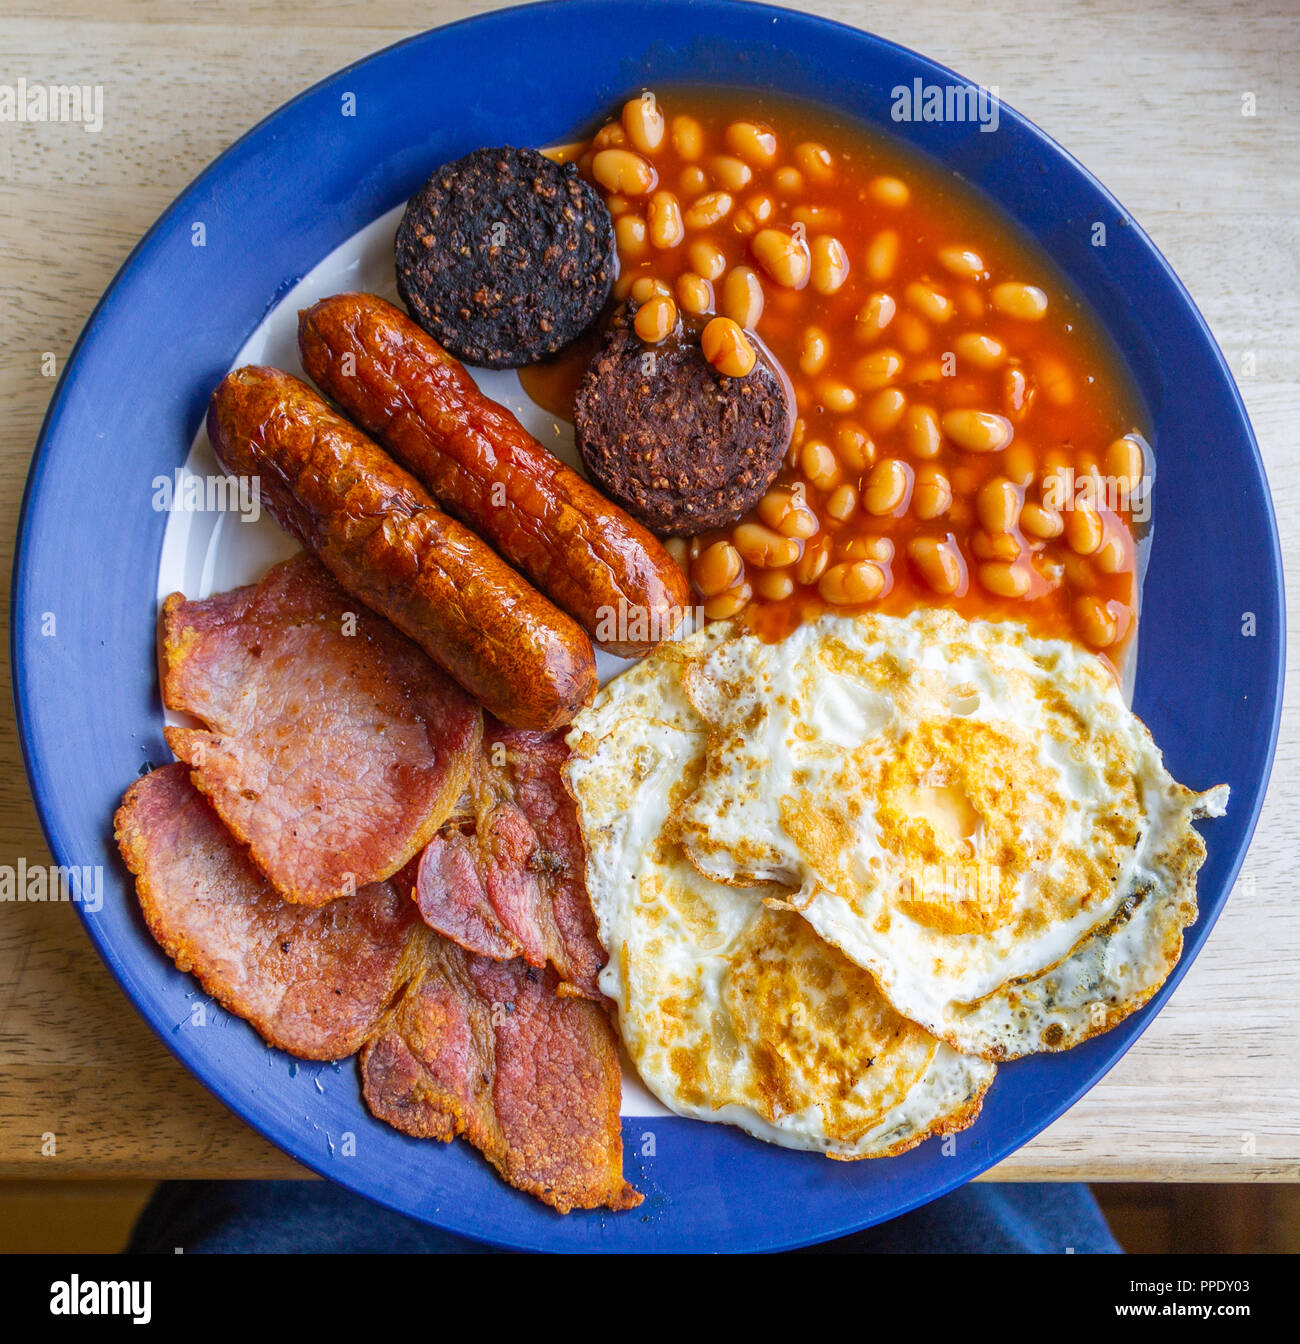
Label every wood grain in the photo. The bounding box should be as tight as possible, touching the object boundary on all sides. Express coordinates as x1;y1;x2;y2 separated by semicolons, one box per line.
1;0;1297;1183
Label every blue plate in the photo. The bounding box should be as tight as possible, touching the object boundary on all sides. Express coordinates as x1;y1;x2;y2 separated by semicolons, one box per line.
12;0;1284;1252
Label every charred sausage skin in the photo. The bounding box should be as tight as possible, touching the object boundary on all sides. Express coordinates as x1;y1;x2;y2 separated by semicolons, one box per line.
298;292;693;657
206;366;597;731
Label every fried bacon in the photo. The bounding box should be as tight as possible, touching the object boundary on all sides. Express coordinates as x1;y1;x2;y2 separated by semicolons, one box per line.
161;552;481;907
414;722;605;998
361;938;641;1213
114;764;421;1059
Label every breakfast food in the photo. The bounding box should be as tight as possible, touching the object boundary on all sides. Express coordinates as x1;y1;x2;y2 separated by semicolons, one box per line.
395;146;616;367
116;763;640;1213
414;718;605;999
118;82;1229;1219
558;93;1147;664
565;638;996;1155
298;292;691;656
574;300;793;535
207;365;597;731
162;553;481;906
571;609;1227;1063
362;938;641;1213
115;765;423;1060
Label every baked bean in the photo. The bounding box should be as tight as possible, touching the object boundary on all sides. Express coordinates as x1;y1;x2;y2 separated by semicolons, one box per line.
1094;534;1127;574
864;457;912;515
1105;435;1145;492
692;540;743;596
629;276;671;303
701;316;758;377
745;192;776;226
755;569;795;601
687;238;726;280
904;281;953;324
941;409;1015;453
825;483;858;521
954;332;1006;369
819;561;885;604
1037;352;1075;406
976;476;1021;533
592;122;626;149
866;229;899;281
703;581;753;620
592;147;657;195
615;214;649;259
1074;594;1118;648
841;535;894;564
634;293;678;343
801;438;841;490
732;208;759;237
977;560;1030;598
908;536;964;595
678;165;708;196
683;190;733;229
647;191;685;249
865;387;907;433
794;141;835;182
733;521;801;568
752;228;811;289
972;530;1021;561
869;175;909;208
670;114;704;161
773;166;803;196
938;245;985;279
676;272;714;316
1003;365;1033;420
721;266;765;328
758;487;820;538
1064;502;1103;555
852;348;903;392
792;204;844;230
810;235;851;294
663;537;689;574
603;193;633;217
630;276;671;303
622;93;666;154
1003;443;1036;487
909;357;944;384
799;326;830;377
892;311;930;355
955;283;986;320
991;281;1049;320
912;465;952;519
855;291;896;341
725;120;778;167
707;154;753;191
1020;500;1064;539
835;422;875;471
541;141;586;165
818;378;857;413
795;539;830;585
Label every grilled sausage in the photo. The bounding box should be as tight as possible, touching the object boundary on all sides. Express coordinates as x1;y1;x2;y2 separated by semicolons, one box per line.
206;366;597;731
298;292;693;657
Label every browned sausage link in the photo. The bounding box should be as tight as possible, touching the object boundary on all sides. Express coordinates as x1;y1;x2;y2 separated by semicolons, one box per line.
298;292;693;658
206;366;597;731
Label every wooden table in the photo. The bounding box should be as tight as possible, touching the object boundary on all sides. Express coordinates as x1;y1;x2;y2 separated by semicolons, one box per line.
1;0;1296;1185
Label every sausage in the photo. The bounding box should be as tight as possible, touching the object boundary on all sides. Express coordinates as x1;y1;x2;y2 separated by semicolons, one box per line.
206;366;597;731
297;292;693;658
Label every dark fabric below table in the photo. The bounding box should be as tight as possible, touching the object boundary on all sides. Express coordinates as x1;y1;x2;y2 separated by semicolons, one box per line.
125;1179;1122;1254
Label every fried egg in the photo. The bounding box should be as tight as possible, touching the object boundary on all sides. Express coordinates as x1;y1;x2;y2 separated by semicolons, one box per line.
674;608;1228;1059
565;636;995;1157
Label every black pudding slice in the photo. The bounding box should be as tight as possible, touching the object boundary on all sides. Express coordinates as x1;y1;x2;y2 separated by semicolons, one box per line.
574;303;793;538
395;146;615;369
